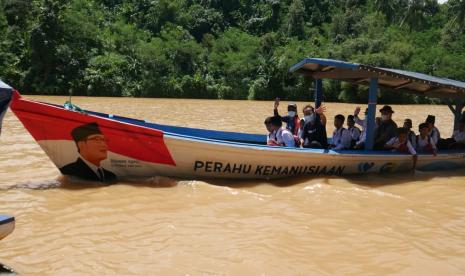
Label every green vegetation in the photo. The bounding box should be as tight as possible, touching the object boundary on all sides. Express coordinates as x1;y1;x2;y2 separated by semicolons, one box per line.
1;0;464;103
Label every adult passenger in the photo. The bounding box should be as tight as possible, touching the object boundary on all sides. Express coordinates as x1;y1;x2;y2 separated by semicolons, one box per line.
374;105;398;150
273;98;300;136
264;116;295;147
329;114;351;150
426;115;440;146
300;104;327;127
300;111;328;149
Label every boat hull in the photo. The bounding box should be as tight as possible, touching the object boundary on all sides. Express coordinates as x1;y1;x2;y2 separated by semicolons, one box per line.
8;93;465;180
0;215;15;241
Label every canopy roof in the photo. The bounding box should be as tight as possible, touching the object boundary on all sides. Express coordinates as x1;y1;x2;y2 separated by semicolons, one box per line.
290;58;465;100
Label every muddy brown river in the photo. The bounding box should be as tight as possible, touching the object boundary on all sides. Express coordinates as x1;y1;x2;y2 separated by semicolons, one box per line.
1;96;465;275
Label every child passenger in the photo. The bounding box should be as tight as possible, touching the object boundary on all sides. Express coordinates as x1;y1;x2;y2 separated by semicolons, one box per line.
417;123;437;155
264;116;296;147
403;119;416;148
329;114;351;150
384;127;418;170
426;115;440;146
347;115;361;148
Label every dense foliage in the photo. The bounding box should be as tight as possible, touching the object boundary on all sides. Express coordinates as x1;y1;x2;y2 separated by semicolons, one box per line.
1;0;464;103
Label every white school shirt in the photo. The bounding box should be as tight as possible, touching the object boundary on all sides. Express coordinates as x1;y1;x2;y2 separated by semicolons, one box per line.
354;116;367;142
386;137;417;155
267;128;295;147
348;126;361;141
331;127;351;150
407;130;416;149
428;127;440;145
416;135;436;151
452;130;465;143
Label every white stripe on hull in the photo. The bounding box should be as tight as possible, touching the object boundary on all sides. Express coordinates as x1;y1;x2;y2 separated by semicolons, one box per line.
38;134;465;180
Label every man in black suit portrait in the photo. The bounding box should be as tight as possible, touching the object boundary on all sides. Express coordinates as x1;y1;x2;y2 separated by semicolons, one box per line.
60;122;117;182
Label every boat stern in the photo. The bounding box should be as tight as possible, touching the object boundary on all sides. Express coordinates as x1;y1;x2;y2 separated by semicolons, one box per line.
0;215;15;241
0;80;14;136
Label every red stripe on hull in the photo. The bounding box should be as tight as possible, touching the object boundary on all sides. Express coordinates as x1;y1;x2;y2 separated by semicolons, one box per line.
10;92;176;166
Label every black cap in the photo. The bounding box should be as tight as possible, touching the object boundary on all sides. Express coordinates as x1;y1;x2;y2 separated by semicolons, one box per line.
426;115;435;124
71;122;103;142
404;119;412;127
379;105;394;113
419;122;429;131
287;103;297;111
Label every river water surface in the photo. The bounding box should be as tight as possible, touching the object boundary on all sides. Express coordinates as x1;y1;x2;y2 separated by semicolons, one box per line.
1;96;465;275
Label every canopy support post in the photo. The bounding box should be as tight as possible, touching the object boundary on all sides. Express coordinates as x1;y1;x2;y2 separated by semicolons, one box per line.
315;79;322;108
365;78;378;151
447;101;464;131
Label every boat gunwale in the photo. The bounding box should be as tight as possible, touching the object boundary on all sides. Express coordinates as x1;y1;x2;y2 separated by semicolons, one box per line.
14;96;465;158
0;215;14;225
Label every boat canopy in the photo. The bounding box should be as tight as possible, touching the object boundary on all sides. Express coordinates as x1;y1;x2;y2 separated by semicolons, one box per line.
290;58;465;100
290;58;465;150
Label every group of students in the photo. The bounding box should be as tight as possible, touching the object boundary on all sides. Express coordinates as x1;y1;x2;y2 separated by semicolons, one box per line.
264;99;465;158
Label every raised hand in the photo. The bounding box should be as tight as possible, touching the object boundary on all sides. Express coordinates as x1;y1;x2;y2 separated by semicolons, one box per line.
354;106;361;116
315;105;326;115
274;97;280;109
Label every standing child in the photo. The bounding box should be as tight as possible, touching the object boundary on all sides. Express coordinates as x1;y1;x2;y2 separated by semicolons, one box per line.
384;127;418;170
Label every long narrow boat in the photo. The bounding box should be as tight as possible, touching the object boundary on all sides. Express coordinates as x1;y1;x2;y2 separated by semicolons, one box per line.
1;58;465;181
0;215;15;240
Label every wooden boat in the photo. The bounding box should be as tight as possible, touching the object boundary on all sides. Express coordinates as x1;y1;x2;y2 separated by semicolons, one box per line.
0;215;15;240
1;58;464;181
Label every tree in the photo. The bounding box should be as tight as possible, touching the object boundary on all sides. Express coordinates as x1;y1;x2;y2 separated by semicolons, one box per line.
287;0;305;38
447;0;465;31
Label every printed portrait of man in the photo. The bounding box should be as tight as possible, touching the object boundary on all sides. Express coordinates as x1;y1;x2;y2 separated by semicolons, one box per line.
60;122;117;182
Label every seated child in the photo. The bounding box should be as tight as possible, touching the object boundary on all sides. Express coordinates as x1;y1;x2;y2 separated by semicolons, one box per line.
403;119;416;148
416;123;437;155
385;127;418;170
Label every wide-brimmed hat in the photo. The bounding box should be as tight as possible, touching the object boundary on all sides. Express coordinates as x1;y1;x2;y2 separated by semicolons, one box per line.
379;105;394;113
